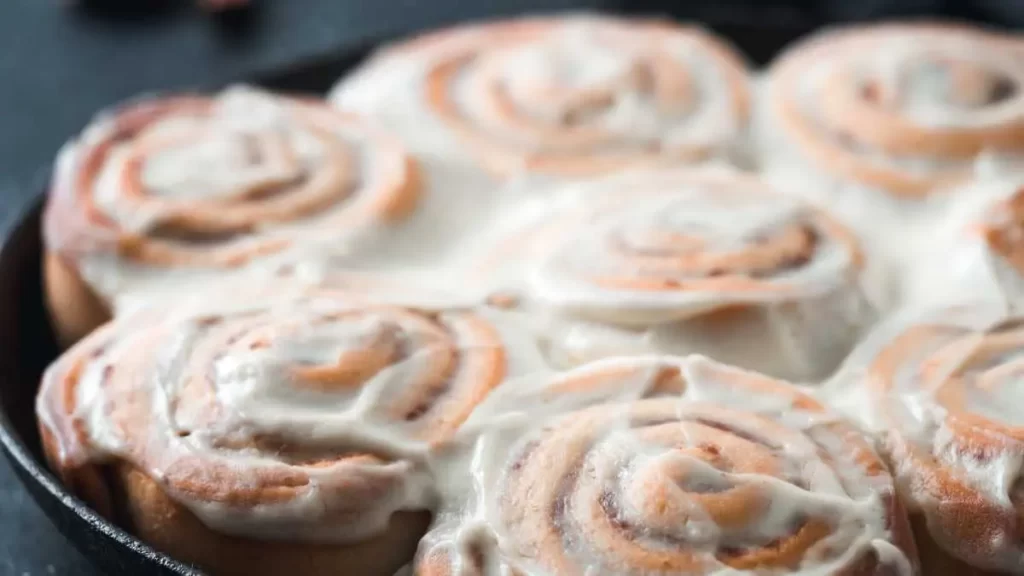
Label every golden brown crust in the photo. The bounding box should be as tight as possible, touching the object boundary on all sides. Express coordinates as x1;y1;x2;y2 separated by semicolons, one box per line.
43;250;111;348
111;462;430;576
38;427;431;575
864;317;1024;572
910;513;1005;576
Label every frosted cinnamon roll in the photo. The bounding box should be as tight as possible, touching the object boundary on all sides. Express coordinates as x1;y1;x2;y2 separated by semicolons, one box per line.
829;303;1024;574
36;275;546;576
904;178;1024;308
416;355;918;575
763;23;1024;199
43;86;421;346
330;14;751;177
475;168;876;382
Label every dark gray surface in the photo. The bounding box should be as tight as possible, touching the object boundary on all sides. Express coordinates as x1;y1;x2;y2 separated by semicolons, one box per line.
0;467;99;575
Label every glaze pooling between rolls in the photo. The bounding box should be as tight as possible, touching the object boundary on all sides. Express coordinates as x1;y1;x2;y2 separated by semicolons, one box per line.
827;303;1024;572
44;86;420;310
330;14;751;177
36;273;549;543
416;355;917;575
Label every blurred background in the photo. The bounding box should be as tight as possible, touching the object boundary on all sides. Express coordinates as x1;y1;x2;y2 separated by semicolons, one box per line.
0;0;1021;212
0;0;1020;573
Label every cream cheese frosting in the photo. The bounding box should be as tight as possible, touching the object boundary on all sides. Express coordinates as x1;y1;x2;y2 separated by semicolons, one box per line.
822;302;1024;572
329;14;752;177
37;272;551;543
416;355;916;576
902;177;1024;310
458;167;877;382
45;86;423;312
760;23;1024;200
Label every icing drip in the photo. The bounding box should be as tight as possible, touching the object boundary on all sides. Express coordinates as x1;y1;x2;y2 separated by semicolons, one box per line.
825;303;1024;571
466;168;874;382
904;177;1024;310
45;86;420;310
417;356;915;576
36;274;550;543
525;170;863;321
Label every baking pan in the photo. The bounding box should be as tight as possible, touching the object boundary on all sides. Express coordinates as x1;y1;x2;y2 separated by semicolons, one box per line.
0;8;973;574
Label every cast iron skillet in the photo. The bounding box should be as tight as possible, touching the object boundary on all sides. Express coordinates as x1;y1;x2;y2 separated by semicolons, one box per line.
0;18;808;575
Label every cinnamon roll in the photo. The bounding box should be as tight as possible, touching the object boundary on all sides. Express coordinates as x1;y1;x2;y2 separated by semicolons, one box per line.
36;274;546;576
763;23;1024;198
416;355;918;575
330;14;751;177
830;303;1024;574
43;86;421;346
474;168;877;382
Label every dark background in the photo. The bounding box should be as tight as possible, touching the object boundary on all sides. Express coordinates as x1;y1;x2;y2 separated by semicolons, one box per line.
0;0;1018;573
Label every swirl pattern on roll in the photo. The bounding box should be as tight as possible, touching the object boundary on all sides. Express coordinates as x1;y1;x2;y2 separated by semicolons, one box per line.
332;15;750;176
524;169;864;325
853;304;1024;571
44;86;420;303
766;23;1024;197
35;276;544;543
416;356;917;576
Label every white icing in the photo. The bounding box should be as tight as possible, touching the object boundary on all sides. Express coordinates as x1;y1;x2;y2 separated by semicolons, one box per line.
420;356;913;575
329;14;750;172
133;89;309;202
459;167;875;383
822;303;1024;571
764;26;1024;174
39;277;552;543
757;24;1024;294
903;176;1024;310
52;85;429;312
757;23;1024;226
526;178;854;318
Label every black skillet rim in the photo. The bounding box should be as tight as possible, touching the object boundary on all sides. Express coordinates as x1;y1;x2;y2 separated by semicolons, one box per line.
0;192;202;575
